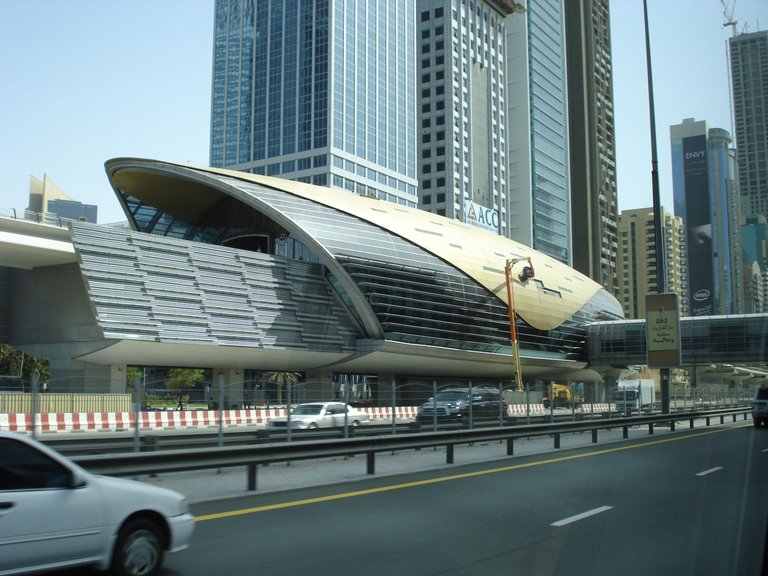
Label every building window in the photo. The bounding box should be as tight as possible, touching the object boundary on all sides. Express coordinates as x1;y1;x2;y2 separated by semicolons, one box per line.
313;155;327;167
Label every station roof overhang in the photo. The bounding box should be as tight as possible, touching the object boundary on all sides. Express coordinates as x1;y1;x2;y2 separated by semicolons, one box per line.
74;338;599;381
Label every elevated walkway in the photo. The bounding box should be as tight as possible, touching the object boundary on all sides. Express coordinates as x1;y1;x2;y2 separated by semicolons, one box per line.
588;315;768;367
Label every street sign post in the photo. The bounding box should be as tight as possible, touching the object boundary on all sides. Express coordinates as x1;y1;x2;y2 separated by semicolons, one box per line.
646;292;681;368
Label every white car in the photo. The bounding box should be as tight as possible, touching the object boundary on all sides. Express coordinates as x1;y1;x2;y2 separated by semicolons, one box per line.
267;402;369;430
0;431;194;576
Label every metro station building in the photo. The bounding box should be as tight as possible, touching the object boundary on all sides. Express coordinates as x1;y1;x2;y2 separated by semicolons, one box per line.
2;158;625;405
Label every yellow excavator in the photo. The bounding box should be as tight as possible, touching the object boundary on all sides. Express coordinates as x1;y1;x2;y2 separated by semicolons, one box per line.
543;383;583;409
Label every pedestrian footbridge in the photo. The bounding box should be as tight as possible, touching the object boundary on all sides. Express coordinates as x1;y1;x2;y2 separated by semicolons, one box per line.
587;315;768;368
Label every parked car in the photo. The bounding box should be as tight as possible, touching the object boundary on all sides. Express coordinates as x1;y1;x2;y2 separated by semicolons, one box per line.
267;402;369;430
752;387;768;428
0;431;194;576
417;387;505;423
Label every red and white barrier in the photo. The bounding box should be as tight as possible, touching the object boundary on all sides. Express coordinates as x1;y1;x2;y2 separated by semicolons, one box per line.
507;403;547;416
0;404;617;434
581;403;617;414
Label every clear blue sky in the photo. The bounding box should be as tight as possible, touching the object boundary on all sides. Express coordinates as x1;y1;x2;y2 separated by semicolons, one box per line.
1;0;766;224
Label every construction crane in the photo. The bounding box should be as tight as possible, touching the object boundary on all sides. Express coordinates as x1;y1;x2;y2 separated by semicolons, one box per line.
721;0;737;36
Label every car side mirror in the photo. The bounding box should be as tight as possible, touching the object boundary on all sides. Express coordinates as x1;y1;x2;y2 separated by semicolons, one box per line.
68;471;88;489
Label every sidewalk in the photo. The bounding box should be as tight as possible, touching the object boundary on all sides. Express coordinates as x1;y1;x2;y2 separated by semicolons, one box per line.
138;422;690;504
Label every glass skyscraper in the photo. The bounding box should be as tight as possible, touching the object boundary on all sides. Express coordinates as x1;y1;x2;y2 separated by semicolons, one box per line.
671;118;739;316
210;0;418;206
505;0;570;263
729;30;768;219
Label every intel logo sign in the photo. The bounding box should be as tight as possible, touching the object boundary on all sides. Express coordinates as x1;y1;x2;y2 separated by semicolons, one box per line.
693;289;710;301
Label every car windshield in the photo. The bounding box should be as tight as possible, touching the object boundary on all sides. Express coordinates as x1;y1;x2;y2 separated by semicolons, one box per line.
292;405;323;415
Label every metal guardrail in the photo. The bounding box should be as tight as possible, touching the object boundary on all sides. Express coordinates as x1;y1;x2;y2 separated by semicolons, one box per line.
42;414;586;455
72;408;751;492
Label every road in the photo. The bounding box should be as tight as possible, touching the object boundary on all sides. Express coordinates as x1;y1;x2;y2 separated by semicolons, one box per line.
156;422;768;576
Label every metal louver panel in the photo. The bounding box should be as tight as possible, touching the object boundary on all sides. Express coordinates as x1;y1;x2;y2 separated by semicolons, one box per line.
70;223;359;351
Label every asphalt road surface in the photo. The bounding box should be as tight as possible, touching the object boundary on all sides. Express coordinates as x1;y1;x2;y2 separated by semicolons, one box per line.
158;422;768;576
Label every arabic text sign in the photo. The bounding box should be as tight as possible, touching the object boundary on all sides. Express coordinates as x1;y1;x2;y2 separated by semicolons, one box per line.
646;293;681;368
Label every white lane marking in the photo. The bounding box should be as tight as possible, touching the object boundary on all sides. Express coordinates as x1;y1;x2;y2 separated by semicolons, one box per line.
762;449;768;453
551;506;613;527
696;467;724;477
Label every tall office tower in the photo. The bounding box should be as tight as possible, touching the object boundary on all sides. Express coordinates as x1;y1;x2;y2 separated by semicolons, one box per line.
618;207;687;320
417;0;521;237
505;0;571;263
741;214;768;313
563;0;619;293
210;0;418;206
729;30;768;218
671;118;741;316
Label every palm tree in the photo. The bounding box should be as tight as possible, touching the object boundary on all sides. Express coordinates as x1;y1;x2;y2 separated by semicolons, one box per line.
262;371;302;404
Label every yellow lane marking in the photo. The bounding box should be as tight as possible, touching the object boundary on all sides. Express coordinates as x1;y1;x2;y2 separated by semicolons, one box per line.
195;423;750;522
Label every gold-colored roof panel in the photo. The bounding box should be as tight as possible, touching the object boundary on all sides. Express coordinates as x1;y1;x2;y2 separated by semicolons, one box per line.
196;166;612;331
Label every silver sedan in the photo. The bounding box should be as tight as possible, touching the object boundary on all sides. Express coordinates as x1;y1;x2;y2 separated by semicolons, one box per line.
267;402;369;430
0;431;194;576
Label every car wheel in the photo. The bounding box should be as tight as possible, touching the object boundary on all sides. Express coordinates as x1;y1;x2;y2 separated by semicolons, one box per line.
112;518;164;576
351;420;361;427
308;422;318;430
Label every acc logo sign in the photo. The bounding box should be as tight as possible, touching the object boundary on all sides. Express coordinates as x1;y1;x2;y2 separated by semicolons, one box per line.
693;289;711;301
464;200;499;233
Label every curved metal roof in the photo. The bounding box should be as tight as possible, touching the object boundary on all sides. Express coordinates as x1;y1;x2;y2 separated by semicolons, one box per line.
106;158;622;333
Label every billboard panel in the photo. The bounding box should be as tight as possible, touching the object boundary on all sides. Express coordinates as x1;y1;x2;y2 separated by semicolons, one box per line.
683;135;713;316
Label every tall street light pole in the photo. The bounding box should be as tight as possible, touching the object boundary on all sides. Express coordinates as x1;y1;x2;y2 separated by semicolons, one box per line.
643;0;670;413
